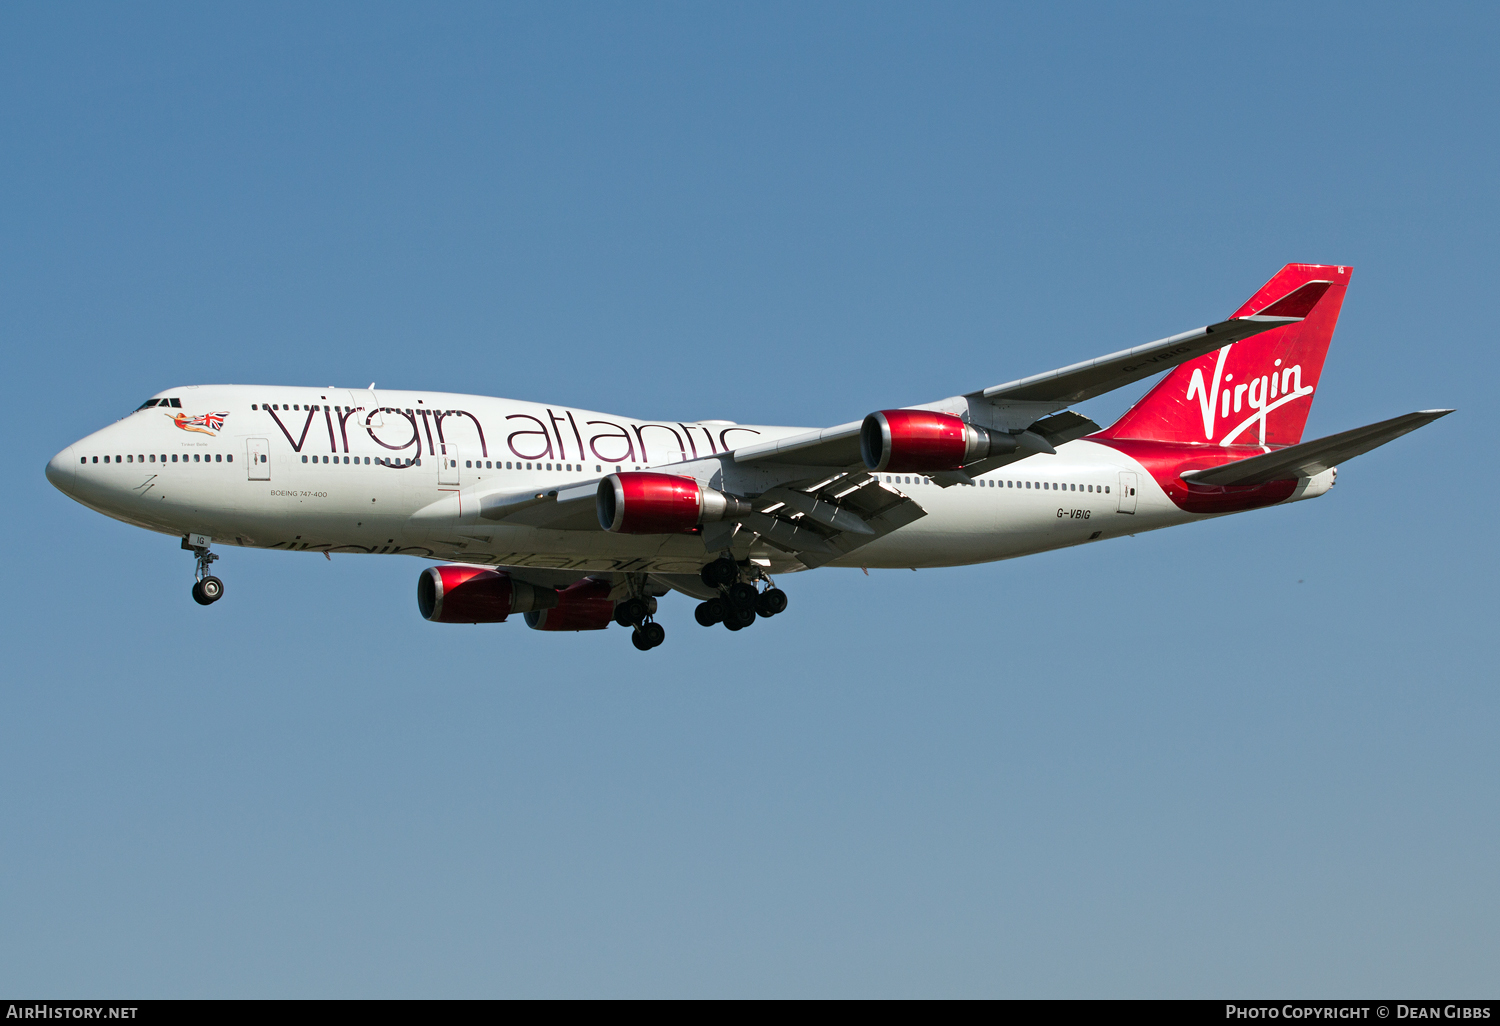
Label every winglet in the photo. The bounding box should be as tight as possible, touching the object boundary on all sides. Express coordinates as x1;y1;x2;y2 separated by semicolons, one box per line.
1254;280;1333;319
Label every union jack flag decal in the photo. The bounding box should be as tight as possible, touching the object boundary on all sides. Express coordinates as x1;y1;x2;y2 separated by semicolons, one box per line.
168;410;229;436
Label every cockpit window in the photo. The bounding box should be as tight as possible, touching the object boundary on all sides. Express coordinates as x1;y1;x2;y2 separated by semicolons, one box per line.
136;399;159;410
135;398;180;410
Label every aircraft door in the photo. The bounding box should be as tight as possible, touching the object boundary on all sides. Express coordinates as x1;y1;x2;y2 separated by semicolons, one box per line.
247;438;270;480
348;387;383;427
438;443;460;487
1117;471;1138;514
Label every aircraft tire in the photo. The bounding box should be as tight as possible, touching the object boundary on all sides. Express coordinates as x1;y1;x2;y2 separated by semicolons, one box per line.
700;557;738;589
615;598;647;627
694;599;724;626
756;588;787;617
727;581;758;611
192;577;224;606
723;607;755;631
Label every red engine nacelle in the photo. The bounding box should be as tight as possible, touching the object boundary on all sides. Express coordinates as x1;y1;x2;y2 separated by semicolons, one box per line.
860;409;1017;473
596;472;751;534
417;566;557;623
525;578;617;631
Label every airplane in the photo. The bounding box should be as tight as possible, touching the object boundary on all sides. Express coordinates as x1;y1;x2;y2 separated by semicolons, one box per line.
45;263;1450;651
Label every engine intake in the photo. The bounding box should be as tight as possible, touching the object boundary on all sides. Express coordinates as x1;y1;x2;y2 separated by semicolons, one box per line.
860;409;1017;473
418;566;557;623
525;578;616;631
597;472;751;534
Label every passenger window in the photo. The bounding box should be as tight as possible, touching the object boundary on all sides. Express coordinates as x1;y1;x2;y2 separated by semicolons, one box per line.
216;454;222;462
1105;486;1110;493
149;454;155;462
80;457;86;464
302;455;308;463
91;456;97;463
228;454;233;462
252;404;257;410
126;455;132;463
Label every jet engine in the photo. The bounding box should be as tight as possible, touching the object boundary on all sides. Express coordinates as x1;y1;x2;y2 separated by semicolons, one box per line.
596;472;752;534
417;566;557;623
524;578;616;631
860;409;1018;473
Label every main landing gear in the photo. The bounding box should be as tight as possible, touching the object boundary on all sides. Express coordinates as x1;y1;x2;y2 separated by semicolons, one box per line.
183;536;224;606
694;556;787;632
615;592;666;651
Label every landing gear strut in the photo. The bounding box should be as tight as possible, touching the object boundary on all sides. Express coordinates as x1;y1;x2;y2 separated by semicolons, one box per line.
695;558;787;632
183;535;224;606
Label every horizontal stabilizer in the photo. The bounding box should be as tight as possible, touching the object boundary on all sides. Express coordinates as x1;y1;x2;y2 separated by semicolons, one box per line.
1180;410;1453;486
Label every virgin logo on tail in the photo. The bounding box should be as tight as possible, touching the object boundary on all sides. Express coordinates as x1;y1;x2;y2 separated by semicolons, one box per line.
1185;346;1314;446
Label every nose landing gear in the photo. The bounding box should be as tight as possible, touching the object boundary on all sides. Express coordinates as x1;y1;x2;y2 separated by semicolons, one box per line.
183;535;224;606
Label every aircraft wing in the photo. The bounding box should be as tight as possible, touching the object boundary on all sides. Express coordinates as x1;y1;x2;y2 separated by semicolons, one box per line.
972;315;1299;405
481;480;601;530
728;309;1308;473
1181;410;1453;486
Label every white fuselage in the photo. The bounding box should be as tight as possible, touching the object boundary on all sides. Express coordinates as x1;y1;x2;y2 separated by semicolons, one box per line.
46;384;1327;576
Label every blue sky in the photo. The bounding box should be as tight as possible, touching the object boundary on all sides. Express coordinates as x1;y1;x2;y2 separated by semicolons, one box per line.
3;2;1496;997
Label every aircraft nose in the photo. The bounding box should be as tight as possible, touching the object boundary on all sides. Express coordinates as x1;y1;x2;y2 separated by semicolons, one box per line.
46;446;78;495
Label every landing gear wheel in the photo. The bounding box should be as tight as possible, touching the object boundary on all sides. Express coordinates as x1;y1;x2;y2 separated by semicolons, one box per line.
631;621;666;650
727;581;758;611
700;557;738;589
193;576;224;605
755;587;787;617
615;597;648;628
723;606;756;631
694;598;725;626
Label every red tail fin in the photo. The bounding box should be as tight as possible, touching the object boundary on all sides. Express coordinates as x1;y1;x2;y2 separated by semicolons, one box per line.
1097;264;1352;446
